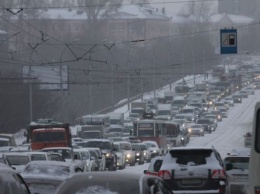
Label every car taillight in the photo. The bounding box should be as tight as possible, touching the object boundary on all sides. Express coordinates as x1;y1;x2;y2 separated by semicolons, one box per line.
158;170;171;179
255;187;260;194
211;169;226;179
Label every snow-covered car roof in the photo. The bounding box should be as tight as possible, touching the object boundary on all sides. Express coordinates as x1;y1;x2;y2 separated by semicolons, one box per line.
42;147;73;150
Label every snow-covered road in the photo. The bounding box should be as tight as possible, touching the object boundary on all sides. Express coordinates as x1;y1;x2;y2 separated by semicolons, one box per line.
119;90;260;175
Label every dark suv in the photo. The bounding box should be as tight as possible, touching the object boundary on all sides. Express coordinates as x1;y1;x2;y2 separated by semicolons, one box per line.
196;118;215;133
131;143;145;165
157;147;227;194
85;139;117;171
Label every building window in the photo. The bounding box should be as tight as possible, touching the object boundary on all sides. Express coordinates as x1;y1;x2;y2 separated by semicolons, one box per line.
119;24;125;31
129;24;134;31
110;24;116;32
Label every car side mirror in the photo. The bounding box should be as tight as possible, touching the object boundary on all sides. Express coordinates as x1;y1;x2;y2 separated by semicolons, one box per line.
74;155;78;160
143;170;147;174
225;163;233;171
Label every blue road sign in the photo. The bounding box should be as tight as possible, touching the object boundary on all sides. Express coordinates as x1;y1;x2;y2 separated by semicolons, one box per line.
220;29;237;54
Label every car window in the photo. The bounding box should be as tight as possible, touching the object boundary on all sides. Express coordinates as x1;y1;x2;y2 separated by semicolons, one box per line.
170;149;212;165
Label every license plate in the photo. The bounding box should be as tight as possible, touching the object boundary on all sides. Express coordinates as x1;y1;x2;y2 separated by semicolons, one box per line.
181;179;201;185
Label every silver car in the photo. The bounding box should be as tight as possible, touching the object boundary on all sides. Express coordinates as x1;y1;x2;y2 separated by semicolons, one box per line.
224;149;250;194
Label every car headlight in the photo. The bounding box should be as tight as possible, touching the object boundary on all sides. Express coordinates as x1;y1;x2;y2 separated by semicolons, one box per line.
144;152;147;156
126;154;131;158
188;128;192;133
153;150;158;153
200;129;203;132
136;153;140;156
168;117;171;120
218;115;221;118
182;124;185;127
106;153;110;157
181;137;184;141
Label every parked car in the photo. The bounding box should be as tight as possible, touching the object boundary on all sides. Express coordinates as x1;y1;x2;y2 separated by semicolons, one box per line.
21;161;83;194
188;124;205;136
224;148;250;194
55;172;173;194
0;163;31;194
157;147;227;194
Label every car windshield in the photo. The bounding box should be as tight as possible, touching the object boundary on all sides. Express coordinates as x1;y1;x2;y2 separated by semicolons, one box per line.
85;141;112;150
30;154;47;161
23;163;70;176
224;157;249;170
120;143;131;150
32;131;66;142
157;110;171;115
108;128;123;133
42;149;72;159
170;149;212;165
0;140;9;147
5;155;30;165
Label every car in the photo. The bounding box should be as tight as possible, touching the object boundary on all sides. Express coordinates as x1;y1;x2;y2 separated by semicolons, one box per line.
224;148;250;194
157;147;227;194
196;118;215;133
0;163;31;194
238;90;248;98
48;152;66;162
143;141;160;158
214;101;229;111
116;141;136;166
84;139;117;171
2;152;31;173
211;109;223;121
21;161;83;194
41;147;74;163
224;97;234;107
55;172;173;194
144;156;163;176
27;151;51;161
85;147;106;171
73;148;97;172
243;86;255;95
139;142;152;162
131;143;145;165
244;132;252;148
113;142;126;169
218;107;228;118
188;124;205;136
232;94;242;103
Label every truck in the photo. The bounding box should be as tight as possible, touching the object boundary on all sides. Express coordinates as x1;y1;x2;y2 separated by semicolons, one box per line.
164;91;175;104
0;134;16;147
155;104;172;120
78;125;107;139
108;113;124;126
130;102;148;116
25;119;72;151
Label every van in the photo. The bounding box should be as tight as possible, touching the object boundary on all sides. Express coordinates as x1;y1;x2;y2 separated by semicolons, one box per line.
171;96;186;108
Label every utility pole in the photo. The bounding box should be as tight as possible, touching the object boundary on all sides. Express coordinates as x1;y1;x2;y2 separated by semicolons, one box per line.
89;57;93;114
203;49;206;81
127;46;131;111
60;65;63;121
111;61;114;111
169;51;172;91
29;82;32;122
153;50;156;99
141;57;144;102
192;50;195;85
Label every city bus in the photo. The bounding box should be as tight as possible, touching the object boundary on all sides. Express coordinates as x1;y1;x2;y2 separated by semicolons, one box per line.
249;102;260;194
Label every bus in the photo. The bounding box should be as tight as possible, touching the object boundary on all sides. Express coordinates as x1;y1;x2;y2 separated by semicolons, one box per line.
133;120;180;154
249;102;260;193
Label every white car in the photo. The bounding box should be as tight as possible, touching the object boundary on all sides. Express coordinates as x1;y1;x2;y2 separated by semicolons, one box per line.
41;147;74;163
139;143;152;162
73;148;97;172
113;143;126;169
2;152;31;173
116;141;136;166
21;161;83;194
143;141;160;158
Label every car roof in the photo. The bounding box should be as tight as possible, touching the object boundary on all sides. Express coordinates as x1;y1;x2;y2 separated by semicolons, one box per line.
27;160;75;167
55;172;155;194
42;147;72;150
169;146;214;151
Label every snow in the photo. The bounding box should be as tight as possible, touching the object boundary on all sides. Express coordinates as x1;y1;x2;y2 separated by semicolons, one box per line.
209;14;254;24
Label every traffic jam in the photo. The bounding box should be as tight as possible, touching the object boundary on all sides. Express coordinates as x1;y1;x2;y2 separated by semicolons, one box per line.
0;62;257;194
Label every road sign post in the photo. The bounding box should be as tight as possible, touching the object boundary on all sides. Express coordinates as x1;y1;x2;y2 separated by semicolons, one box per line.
220;29;237;54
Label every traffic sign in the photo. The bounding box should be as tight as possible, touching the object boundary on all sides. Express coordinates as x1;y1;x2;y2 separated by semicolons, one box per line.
220;29;237;54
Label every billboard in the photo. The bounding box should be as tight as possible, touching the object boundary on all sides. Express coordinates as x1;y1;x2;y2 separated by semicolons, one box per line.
23;65;69;90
